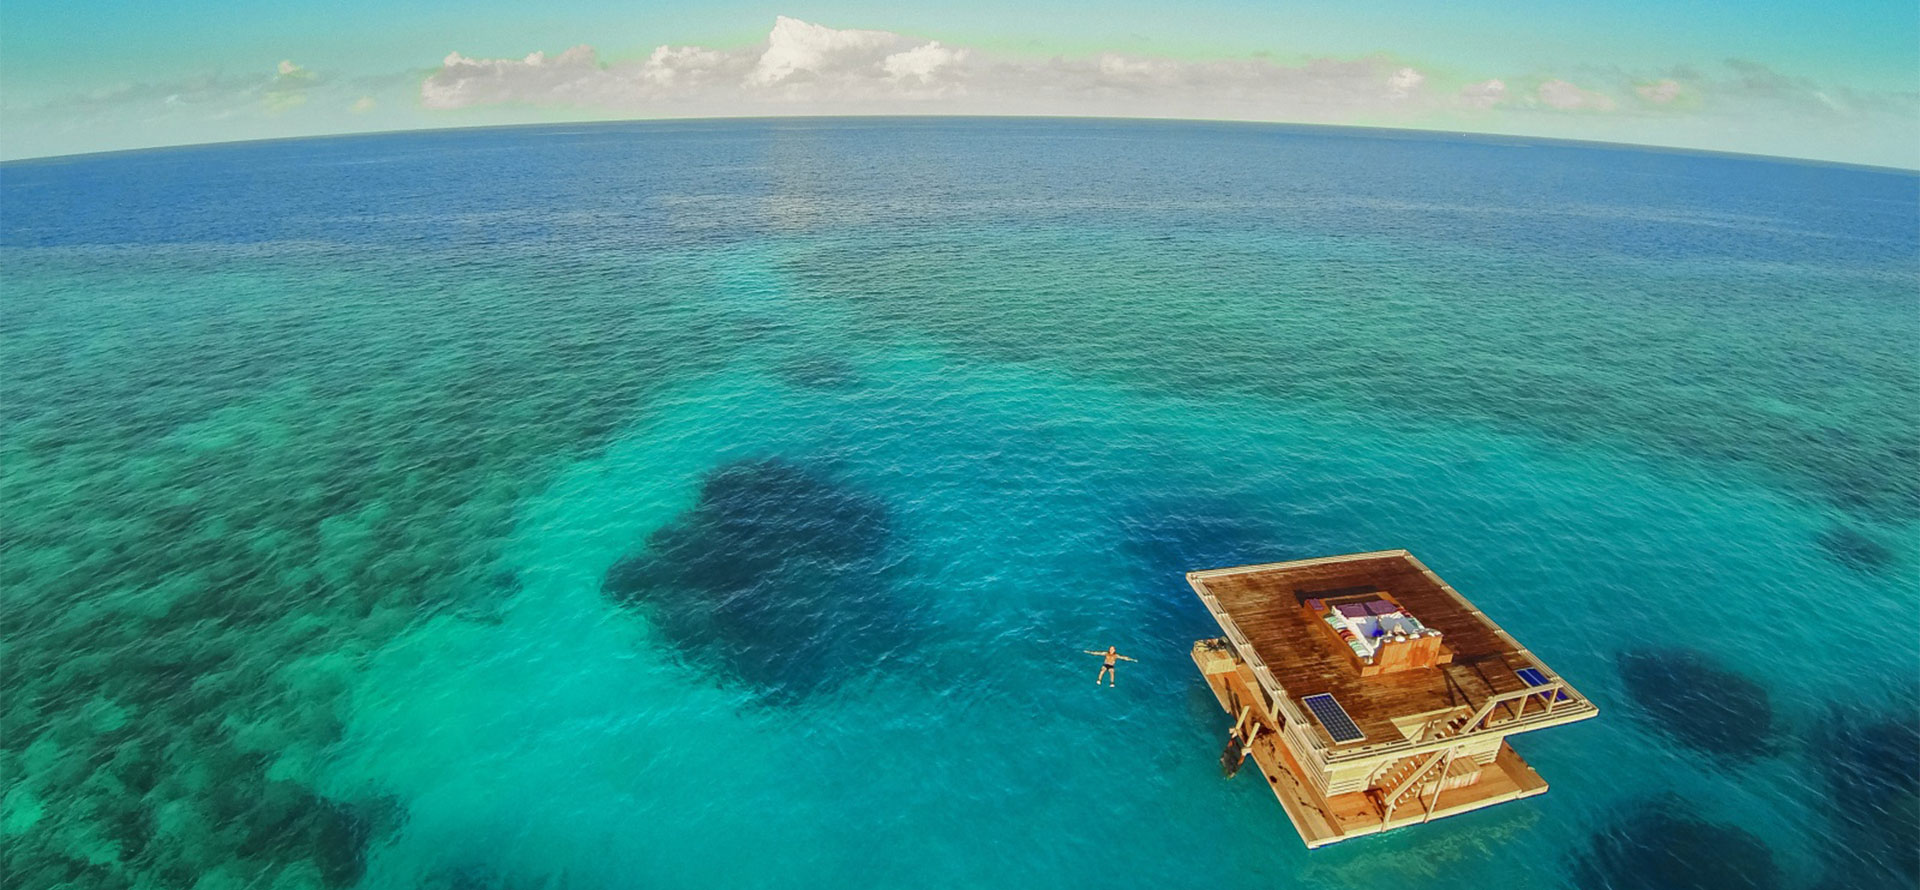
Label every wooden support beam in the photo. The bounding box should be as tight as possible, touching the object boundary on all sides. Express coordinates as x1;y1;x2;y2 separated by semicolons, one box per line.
1421;749;1454;823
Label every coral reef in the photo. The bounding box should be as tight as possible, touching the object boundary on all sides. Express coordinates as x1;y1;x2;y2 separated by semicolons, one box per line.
1616;648;1773;760
0;244;718;888
602;458;905;700
1812;706;1920;887
1569;797;1781;890
1814;524;1897;573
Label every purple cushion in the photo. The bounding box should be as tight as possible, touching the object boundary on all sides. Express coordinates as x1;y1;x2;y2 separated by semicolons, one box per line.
1335;603;1371;619
1365;600;1398;616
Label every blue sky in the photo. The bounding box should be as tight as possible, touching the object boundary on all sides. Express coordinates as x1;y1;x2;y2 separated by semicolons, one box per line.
3;1;1916;165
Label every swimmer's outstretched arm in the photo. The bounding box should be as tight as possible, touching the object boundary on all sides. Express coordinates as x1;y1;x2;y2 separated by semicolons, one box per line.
1116;654;1138;662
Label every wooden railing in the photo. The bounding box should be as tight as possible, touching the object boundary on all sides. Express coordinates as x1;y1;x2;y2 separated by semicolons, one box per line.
1378;748;1453;824
1194;588;1313;741
1193;571;1595;768
1325;681;1587;765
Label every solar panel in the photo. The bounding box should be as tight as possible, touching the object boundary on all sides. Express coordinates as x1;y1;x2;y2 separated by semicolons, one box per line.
1302;693;1365;743
1515;667;1570;702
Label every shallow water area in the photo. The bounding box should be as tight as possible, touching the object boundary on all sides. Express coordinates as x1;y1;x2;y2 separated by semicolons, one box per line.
2;119;1916;890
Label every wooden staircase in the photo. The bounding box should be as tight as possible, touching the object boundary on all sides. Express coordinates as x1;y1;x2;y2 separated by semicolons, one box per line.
1369;709;1475;823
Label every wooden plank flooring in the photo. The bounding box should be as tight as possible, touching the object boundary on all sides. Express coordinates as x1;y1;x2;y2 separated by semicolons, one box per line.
1195;552;1543;746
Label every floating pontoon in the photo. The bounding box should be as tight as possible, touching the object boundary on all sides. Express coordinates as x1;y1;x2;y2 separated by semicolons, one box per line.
1189;550;1597;848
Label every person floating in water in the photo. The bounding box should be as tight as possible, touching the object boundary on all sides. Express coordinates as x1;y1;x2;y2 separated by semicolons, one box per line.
1084;645;1137;686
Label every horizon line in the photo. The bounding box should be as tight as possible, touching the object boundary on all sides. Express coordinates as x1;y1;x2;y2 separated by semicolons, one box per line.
5;113;1916;175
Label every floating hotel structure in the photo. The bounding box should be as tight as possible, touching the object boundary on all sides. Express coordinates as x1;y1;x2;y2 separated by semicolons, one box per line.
1189;550;1597;848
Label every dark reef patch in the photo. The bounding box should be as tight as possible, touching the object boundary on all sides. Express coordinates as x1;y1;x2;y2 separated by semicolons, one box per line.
603;457;905;700
1811;706;1920;887
1616;648;1773;760
1570;797;1781;890
233;788;401;888
489;569;523;594
777;353;860;390
1814;524;1897;573
426;863;530;890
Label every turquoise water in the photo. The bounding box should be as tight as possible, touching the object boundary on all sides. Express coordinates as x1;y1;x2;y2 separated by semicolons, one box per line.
2;119;1916;889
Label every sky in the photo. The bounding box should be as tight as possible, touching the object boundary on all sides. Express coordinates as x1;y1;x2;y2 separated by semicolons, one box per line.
2;1;1917;167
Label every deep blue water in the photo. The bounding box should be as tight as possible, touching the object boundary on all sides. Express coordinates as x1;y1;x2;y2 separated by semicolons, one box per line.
2;118;1916;890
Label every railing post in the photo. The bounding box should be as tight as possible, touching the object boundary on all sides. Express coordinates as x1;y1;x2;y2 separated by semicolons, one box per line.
1421;748;1455;823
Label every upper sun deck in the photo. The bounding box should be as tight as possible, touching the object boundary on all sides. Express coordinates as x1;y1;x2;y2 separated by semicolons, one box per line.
1188;550;1594;756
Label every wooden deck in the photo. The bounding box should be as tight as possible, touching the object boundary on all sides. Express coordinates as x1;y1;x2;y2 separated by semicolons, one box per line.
1190;551;1575;748
1194;640;1550;848
1189;551;1595;849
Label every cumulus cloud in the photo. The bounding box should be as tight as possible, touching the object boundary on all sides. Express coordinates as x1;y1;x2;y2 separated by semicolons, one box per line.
266;59;317;111
883;42;965;84
1459;78;1507;109
423;45;611;109
8;16;1915;168
1635;78;1681;104
410;20;1915;152
750;16;906;86
1536;78;1616;111
1386;67;1424;99
420;16;1434;122
642;45;736;86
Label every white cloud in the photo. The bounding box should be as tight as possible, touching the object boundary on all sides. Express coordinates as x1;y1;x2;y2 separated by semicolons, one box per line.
750;15;905;86
643;45;737;86
883;42;966;85
14;17;1911;167
1635;79;1682;104
419;17;1451;122
1460;78;1507;109
1537;78;1616;111
1095;54;1175;83
423;45;608;110
267;59;316;111
1386;67;1424;99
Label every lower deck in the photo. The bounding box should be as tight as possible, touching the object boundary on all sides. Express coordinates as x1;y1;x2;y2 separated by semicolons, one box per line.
1195;642;1549;848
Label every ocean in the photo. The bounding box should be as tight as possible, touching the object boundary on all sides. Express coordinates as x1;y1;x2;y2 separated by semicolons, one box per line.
1;117;1915;890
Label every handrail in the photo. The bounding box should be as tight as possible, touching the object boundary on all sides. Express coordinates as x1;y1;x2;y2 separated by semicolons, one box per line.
1195;590;1321;751
1419;711;1458;742
1382;749;1448;805
1322;684;1591;764
1369;706;1463;787
1465;682;1560;732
